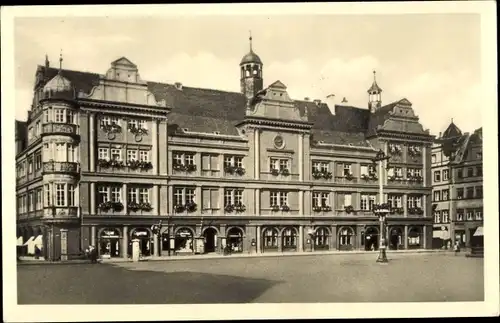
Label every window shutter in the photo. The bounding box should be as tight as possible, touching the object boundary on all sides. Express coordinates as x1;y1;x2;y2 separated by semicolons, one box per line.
336;192;344;207
201;155;210;170
211;155;219;170
344;193;352;207
202;189;211;209
336;162;343;176
211;189;219;209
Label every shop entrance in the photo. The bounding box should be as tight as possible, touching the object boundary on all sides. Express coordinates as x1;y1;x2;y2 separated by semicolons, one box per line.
364;227;379;251
99;228;121;258
203;228;217;253
175;228;194;254
389;227;403;250
131;228;152;257
226;227;244;253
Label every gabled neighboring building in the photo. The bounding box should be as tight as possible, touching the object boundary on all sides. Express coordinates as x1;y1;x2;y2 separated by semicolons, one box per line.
431;121;483;249
16;37;434;261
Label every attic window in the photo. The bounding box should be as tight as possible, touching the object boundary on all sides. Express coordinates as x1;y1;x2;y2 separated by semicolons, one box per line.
182;128;189;132
213;131;220;135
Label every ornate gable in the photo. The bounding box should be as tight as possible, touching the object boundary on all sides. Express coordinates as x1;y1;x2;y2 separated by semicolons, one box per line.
105;56;143;83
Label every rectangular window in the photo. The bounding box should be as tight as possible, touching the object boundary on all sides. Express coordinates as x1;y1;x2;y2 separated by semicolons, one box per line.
139;188;149;203
466;210;473;221
28;191;34;212
28;127;34;141
442;210;449;223
185;188;195;204
433;191;441;202
343;164;352;176
407;195;422;208
139;150;149;162
44;109;49;122
360;194;376;211
434;211;441;224
68;184;75;206
184;154;195;166
111;186;121;202
35;153;42;171
360;165;368;176
270;158;289;171
431;154;436;163
224;155;244;168
128;119;147;130
174;188;183;206
67;144;76;163
127;150;138;161
456;209;464;221
28;158;33;174
66;110;74;124
111;148;122;161
270;191;288;207
312;161;329;173
98;186;109;204
442;189;449;201
434;170;441;182
312;192;329;207
128;187;138;203
224;189;233;207
467;167;474;177
475;209;482;221
414;168;422;177
100;116;119;127
457;188;464;199
173;152;183;166
457;169;463;179
55;143;65;162
55;183;65;206
442;169;449;181
44;184;51;206
476;165;482;176
98;148;109;160
388;194;403;208
36;189;42;210
202;188;219;209
338;193;352;208
475;186;483;198
466;187;474;199
54;109;65;123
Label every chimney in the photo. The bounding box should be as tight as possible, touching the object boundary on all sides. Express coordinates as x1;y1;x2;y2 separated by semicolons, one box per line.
313;99;321;106
174;82;183;90
439;132;442;138
304;97;310;101
341;97;348;103
45;54;50;68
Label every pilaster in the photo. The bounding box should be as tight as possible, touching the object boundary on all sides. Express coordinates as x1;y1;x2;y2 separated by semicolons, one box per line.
123;183;128;215
89;113;95;172
90;182;96;215
122;226;128;259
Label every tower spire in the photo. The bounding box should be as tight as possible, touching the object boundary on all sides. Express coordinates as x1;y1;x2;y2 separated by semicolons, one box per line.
58;49;63;74
249;30;253;51
373;70;377;83
45;54;50;68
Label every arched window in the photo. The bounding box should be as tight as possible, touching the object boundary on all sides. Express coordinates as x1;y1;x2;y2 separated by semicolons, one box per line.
315;227;329;248
263;228;278;248
339;227;354;246
282;228;297;248
408;227;421;248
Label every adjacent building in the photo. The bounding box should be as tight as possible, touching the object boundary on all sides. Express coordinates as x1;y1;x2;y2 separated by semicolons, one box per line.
16;38;435;261
431;122;483;249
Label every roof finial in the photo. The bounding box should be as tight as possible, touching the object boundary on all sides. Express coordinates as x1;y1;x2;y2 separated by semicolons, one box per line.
45;54;49;68
451;118;454;124
249;30;253;51
373;70;377;82
58;49;63;74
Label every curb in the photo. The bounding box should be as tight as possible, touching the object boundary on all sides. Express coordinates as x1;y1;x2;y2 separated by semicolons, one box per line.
17;249;451;266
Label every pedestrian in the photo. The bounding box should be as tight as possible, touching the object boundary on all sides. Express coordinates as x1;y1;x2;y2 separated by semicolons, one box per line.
454;241;460;256
90;246;98;264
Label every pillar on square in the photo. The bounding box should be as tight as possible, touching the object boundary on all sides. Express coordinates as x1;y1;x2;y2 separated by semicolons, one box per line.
277;233;282;253
153;233;159;257
90;226;96;247
356;225;363;250
122;226;129;259
89;113;95;172
330;225;337;250
404;225;408;249
90;182;96;215
298;225;304;252
256;225;261;253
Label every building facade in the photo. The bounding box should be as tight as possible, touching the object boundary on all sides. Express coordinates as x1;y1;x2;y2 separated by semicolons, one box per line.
16;40;434;261
431;122;483;249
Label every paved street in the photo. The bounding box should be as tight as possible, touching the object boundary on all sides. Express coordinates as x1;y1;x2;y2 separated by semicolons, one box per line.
18;252;483;304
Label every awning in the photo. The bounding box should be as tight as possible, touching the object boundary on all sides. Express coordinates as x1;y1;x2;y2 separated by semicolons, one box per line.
473;226;483;237
23;236;34;246
17;236;24;246
433;231;442;239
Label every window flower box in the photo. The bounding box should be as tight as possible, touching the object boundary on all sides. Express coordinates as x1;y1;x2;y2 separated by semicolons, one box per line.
234;167;246;176
271;204;280;212
185;164;197;172
111;201;123;212
280;168;290;177
323;171;333;179
127;160;141;170
173;163;185;171
361;174;370;181
139;161;153;170
130;127;148;136
313;205;323;212
369;173;378;180
373;203;391;213
110;160;125;168
128;201;141;212
139;202;152;211
224;204;235;213
312;171;324;180
345;205;354;214
224;166;235;174
345;172;354;181
234;203;246;213
280;205;290;212
185;201;197;213
389;144;402;155
174;204;185;213
98;201;113;211
98;159;111;168
321;205;332;212
270;168;280;176
101;123;122;134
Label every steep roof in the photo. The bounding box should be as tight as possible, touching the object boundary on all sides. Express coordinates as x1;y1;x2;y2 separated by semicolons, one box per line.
441;121;462;139
365;102;398;137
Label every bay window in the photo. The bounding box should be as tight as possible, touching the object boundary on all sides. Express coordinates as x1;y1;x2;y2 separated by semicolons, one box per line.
55;109;65;123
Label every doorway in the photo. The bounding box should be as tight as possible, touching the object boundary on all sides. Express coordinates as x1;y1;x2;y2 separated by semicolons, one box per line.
227;227;244;253
203;228;217;253
390;227;403;250
364;227;379;251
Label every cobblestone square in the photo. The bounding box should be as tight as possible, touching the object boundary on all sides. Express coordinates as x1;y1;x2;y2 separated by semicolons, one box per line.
17;252;483;304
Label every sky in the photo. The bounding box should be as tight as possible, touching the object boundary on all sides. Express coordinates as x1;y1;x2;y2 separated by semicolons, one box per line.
14;14;482;135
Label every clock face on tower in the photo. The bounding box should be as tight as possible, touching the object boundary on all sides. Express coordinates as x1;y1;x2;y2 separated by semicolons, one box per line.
274;135;285;149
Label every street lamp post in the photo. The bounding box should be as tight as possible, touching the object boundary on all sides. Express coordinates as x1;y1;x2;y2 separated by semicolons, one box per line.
151;220;162;257
372;149;391;263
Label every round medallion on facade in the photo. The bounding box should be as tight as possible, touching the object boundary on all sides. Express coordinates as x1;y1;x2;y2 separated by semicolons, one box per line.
134;134;143;142
107;132;116;141
273;134;285;149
